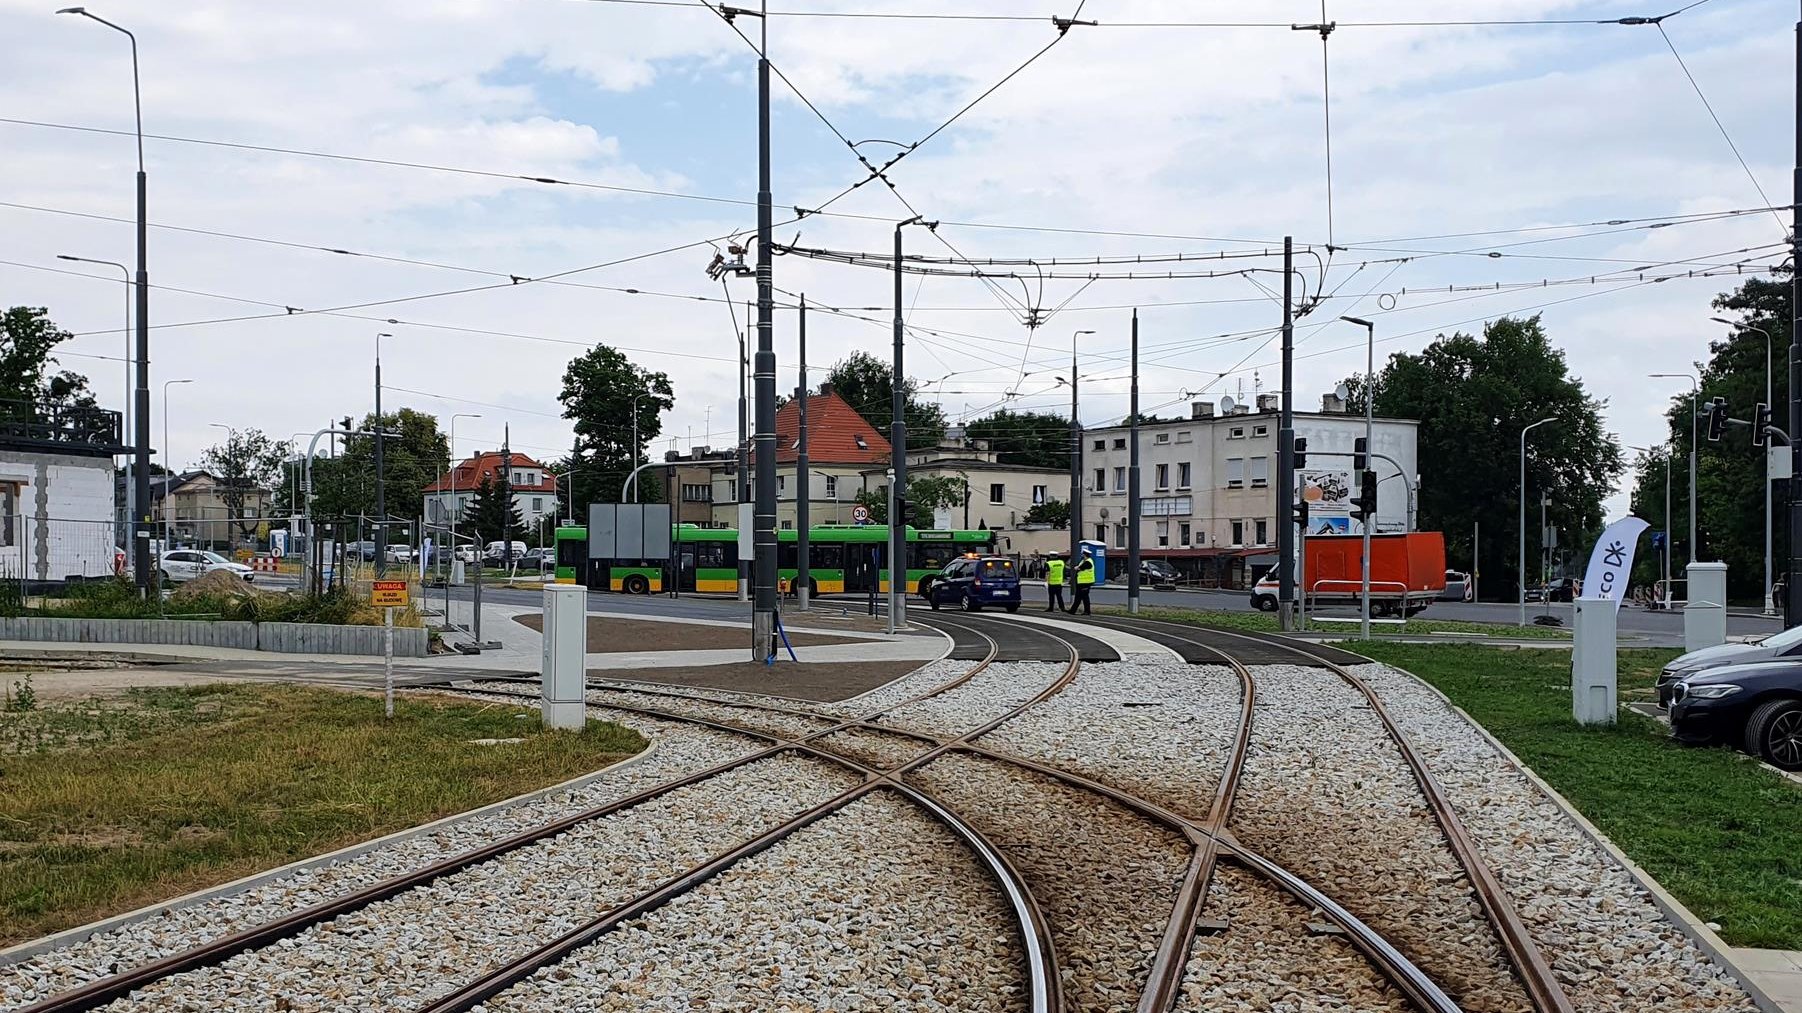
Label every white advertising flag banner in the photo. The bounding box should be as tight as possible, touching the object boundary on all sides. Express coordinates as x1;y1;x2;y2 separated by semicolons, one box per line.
1581;516;1649;610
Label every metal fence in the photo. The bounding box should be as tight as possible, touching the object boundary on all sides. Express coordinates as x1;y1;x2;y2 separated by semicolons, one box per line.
0;516;121;591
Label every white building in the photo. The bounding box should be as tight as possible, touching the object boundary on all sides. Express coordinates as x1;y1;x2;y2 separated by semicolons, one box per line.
0;401;125;585
1080;394;1418;586
422;451;560;532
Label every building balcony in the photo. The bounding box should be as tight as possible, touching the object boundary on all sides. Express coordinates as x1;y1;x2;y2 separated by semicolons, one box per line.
0;399;125;457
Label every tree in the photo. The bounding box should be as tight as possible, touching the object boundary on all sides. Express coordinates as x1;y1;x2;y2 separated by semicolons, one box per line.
826;350;947;448
964;409;1071;470
467;473;524;546
0;307;97;420
851;476;968;527
560;344;674;509
1024;498;1070;529
1343;315;1624;598
333;408;450;520
1629;274;1791;599
199;428;291;539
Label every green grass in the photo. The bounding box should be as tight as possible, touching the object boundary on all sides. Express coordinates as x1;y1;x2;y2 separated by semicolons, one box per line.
0;684;645;946
1105;603;1574;640
1352;642;1802;950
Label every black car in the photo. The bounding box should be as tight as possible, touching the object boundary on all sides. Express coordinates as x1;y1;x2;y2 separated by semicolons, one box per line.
923;556;1022;612
1546;577;1582;602
1656;624;1802;707
1667;660;1802;771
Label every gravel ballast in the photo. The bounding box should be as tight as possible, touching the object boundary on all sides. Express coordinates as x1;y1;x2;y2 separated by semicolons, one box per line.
0;704;753;1011
1231;664;1533;1013
1347;662;1763;1013
981;660;1242;823
582;686;840;741
482;791;1028;1012
1176;865;1411;1012
908;751;1189;1011
880;661;1068;739
84;755;859;1013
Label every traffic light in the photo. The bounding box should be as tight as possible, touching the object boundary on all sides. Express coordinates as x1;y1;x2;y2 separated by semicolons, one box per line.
1297;498;1311;529
1292;436;1308;469
1353;437;1368;472
1350;470;1379;524
1754;402;1771;447
1706;397;1728;442
894;496;910;527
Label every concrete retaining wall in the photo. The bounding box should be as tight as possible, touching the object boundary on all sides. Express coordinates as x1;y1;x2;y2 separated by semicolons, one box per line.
0;617;426;657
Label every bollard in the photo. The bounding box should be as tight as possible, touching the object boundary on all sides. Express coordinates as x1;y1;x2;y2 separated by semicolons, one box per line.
540;583;587;730
1683;561;1729;653
1571;596;1618;726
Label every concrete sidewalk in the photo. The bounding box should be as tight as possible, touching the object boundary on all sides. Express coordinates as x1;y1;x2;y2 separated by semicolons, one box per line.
1735;950;1802;1011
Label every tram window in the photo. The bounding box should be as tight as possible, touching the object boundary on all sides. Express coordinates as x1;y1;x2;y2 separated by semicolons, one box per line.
910;541;950;572
693;541;733;569
777;542;797;568
556;537;585;569
813;544;843;570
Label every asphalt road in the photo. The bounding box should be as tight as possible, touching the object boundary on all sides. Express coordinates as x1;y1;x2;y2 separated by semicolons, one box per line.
437;580;1784;640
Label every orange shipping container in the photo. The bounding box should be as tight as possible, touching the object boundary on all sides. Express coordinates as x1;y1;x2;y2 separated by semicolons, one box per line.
1254;532;1447;615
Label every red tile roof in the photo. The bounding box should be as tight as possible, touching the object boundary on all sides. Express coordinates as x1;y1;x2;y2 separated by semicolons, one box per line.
423;451;555;494
776;391;891;464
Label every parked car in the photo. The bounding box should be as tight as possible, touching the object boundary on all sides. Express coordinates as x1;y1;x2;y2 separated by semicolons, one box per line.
518;547;554;571
158;549;254;584
922;555;1021;612
384;544;416;564
1438;570;1473;602
1666;659;1802;771
1139;559;1178;588
1545;577;1582;602
1656;624;1802;707
484;541;528;560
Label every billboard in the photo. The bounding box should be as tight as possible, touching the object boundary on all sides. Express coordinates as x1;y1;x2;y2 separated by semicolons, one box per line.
1300;469;1357;536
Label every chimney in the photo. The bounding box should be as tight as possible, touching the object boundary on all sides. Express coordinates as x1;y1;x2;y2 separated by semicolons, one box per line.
1257;394;1279;413
817;381;833;398
1321;393;1346;413
664;450;680;462
1191;400;1215;419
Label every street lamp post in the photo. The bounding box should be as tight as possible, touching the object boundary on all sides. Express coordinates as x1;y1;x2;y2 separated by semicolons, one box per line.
887;216;934;635
1066;329;1096;573
1650;372;1700;566
59;7;152;593
1518;416;1558;626
207;422;230;551
160;378;192;556
1630;444;1675;608
1714;317;1774;612
374;332;392;575
1340;316;1376;639
630;394;650;503
449;413;481;572
57;255;131;534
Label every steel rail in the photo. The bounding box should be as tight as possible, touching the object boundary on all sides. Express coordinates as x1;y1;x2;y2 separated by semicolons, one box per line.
11;631;1007;1013
1091;614;1574;1013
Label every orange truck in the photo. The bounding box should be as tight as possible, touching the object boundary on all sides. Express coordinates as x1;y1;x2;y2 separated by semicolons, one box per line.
1250;532;1448;616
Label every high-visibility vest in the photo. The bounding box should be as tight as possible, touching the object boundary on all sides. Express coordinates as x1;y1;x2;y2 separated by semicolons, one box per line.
1076;558;1096;585
1046;559;1066;585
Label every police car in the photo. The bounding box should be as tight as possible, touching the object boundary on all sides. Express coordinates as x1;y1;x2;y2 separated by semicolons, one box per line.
922;554;1022;612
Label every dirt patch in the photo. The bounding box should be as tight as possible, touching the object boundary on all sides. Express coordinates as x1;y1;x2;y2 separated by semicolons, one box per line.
513;614;866;653
592;659;924;703
168;568;265;603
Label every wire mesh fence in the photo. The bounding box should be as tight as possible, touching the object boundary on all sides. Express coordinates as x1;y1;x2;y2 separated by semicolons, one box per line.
0;516;123;591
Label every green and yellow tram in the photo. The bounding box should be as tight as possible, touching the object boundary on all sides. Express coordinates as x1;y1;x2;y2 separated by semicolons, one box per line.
554;523;996;595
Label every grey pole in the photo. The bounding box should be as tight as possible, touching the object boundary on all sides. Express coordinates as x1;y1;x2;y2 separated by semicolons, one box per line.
890;216;930;632
750;0;778;659
60;8;153;594
161;378;192;555
57;255;131;536
1790;5;1802;627
1651;372;1700;565
1340;316;1376;639
1277;237;1296;630
737;326;749;602
1716;318;1775;612
796;295;811;612
374;332;391;576
1517;417;1557;626
1067;329;1095;572
1127;310;1142;614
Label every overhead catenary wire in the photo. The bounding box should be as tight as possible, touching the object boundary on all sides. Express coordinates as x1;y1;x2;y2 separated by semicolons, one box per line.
1653;21;1787;235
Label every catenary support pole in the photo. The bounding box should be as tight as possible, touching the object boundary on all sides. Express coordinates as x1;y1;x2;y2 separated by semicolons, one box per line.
796;295;811;612
890;217;925;633
1127;310;1142;614
374;333;388;577
1277;236;1296;630
1069;336;1083;570
751;1;778;659
738;325;749;602
1790;4;1802;628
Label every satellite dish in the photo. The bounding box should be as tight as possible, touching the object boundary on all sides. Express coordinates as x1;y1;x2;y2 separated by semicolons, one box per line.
1219;395;1237;412
1334;382;1350;401
1099;507;1110;520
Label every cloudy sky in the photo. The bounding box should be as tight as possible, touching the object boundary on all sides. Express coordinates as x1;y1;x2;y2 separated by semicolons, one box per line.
1;0;1790;517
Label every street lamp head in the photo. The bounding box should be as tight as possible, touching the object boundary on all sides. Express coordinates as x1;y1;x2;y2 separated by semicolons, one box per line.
170;378;193;385
1074;329;1096;336
1340;315;1374;328
1709;316;1735;327
56;254;78;261
56;7;87;14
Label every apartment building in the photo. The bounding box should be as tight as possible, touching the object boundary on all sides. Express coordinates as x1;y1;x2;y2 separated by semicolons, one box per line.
861;428;1069;556
1080;393;1418;585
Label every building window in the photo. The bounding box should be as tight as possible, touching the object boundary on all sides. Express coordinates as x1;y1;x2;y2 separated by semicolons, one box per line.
1112;438;1126;450
1114;523;1127;548
780;519;793;530
1177;431;1193;443
1179;522;1191;545
1228;427;1245;439
0;483;15;547
778;475;786;493
1112;467;1126;492
1226;458;1244;488
1093;439;1106;451
1154;463;1169;489
825;475;838;498
532;497;543;512
1252;425;1268;438
1231;520;1244;545
1154;433;1170;445
1095;523;1107;543
1093;468;1106;492
989;483;1005;505
1156;521;1169;547
1256;519;1269;545
1249;456;1270;487
1177;462;1191;489
1032;484;1047;505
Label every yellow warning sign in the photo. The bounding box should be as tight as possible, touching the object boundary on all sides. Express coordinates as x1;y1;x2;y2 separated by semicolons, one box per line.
371;580;410;607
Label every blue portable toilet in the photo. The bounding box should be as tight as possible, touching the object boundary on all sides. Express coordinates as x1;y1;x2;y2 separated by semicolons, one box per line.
1078;539;1107;583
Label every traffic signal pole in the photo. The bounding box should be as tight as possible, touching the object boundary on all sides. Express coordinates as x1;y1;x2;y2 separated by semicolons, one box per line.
1277;237;1296;630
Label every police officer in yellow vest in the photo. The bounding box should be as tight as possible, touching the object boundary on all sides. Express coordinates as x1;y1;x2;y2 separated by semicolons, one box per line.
1071;549;1097;615
1044;553;1067;613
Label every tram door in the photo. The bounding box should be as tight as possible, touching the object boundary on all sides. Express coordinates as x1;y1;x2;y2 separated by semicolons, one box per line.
845;543;881;592
678;547;697;592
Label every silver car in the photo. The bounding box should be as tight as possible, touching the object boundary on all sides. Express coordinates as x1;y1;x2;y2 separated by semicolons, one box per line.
1657;624;1802;707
